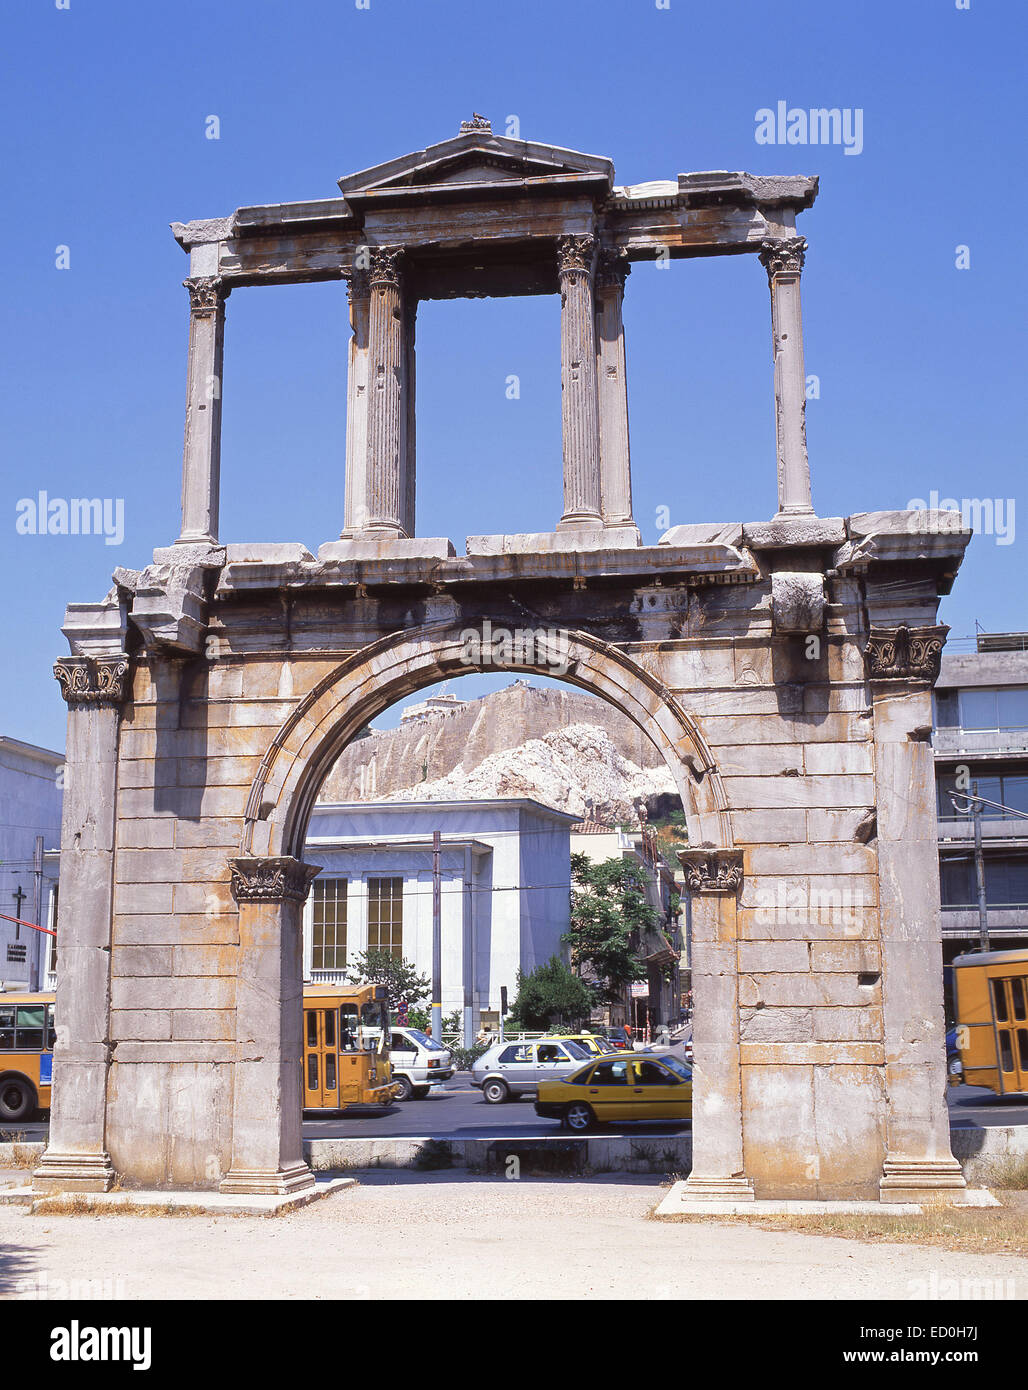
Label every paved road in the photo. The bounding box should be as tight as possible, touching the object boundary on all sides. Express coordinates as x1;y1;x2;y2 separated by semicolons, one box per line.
8;1076;1028;1146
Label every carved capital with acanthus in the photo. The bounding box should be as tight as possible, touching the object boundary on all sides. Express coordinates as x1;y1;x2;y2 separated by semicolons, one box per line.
758;236;807;281
679;849;744;894
54;654;130;707
595;246;631;292
556;234;597;279
368;246;405;290
229;856;321;905
346;264;371;301
183;275;228;317
863;624;948;685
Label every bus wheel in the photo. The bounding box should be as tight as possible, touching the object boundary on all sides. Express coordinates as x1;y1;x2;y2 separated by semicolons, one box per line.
393;1076;414;1102
0;1078;34;1123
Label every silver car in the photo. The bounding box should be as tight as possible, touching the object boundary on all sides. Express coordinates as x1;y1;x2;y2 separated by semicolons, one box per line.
470;1038;592;1103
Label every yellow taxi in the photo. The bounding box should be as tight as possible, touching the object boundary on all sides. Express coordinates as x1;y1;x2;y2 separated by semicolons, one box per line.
550;1032;618;1058
534;1051;692;1131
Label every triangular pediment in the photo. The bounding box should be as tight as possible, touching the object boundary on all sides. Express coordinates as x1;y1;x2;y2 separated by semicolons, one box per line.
338;122;613;198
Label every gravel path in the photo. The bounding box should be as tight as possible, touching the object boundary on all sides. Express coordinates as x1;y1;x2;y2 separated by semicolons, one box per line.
2;1173;1026;1301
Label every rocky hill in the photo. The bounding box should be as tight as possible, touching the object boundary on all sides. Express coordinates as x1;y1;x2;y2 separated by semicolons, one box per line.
318;680;678;821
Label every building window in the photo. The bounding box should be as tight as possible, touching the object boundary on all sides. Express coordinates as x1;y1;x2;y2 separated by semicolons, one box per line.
940;854;1028;908
938;771;1028;820
46;885;58;980
367;877;403;958
953;687;1028;732
311;878;347;971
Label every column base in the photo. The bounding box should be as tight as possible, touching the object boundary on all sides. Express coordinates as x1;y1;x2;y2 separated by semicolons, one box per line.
677;1175;755;1202
556;513;604;533
219;1162;316;1197
879;1156;968;1204
33;1149;116;1194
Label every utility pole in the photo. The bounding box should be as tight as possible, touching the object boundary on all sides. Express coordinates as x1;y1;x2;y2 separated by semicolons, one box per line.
431;830;442;1044
972;781;990;952
31;836;44;992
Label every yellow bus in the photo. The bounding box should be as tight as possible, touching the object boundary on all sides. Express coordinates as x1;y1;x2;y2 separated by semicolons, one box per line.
302;982;400;1110
2;983;399;1120
0;991;55;1123
953;948;1028;1095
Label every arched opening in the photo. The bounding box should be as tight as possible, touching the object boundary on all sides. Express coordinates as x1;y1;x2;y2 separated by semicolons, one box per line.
234;619;738;1173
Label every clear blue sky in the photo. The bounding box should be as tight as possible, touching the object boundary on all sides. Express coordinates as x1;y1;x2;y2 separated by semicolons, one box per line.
2;0;1025;749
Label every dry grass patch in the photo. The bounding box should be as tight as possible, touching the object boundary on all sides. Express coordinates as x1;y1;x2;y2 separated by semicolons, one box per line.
32;1195;214;1218
654;1196;1028;1258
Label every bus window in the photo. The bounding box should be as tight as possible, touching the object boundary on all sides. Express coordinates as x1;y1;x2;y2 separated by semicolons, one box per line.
15;1006;45;1050
999;1030;1014;1072
325;1052;336;1091
324;1010;336;1048
46;1004;56;1050
306;1012;318;1048
992;979;1009;1023
340;1007;359;1050
1019;1030;1028;1072
0;1007;14;1050
1012;978;1027;1022
307;1053;318;1090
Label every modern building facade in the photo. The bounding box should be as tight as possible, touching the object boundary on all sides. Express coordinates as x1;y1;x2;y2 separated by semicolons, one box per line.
303;798;576;1042
0;736;62;990
934;635;1028;965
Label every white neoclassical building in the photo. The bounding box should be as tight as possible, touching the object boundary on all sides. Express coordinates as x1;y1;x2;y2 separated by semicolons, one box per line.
302;798;576;1042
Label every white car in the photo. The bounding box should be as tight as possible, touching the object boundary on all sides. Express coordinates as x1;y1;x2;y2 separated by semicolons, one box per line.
386;1027;454;1101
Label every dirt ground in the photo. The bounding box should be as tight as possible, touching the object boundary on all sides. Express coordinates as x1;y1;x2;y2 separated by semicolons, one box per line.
2;1171;1027;1301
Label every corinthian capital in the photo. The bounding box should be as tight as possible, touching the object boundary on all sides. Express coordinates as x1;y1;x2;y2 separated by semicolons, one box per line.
53;655;130;707
368;246;404;289
678;849;744;894
183;275;227;316
863;624;948;685
229;856;321;905
758;236;807;281
596;246;631;291
556;234;597;278
346;264;371;301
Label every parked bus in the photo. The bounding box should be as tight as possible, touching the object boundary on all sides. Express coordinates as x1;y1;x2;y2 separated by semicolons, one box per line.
0;983;399;1121
0;991;55;1122
952;948;1028;1095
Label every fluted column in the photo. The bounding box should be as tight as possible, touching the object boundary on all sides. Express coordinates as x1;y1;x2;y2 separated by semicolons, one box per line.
177;275;229;545
595;249;637;533
341;268;371;536
364;247;408;537
34;654;130;1193
401;293;417;538
220;856;320;1196
556;234;603;531
758;237;814;516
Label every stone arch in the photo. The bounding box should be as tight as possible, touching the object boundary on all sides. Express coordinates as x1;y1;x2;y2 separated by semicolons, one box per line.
238;620;734;861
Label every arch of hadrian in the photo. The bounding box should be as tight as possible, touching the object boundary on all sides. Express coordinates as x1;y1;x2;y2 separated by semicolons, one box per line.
36;118;973;1203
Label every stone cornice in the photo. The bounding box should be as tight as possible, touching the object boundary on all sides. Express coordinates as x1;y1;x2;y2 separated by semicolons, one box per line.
229;856;321;905
758;236;807;281
53;655;130;708
679;849;744;894
863;624;948;685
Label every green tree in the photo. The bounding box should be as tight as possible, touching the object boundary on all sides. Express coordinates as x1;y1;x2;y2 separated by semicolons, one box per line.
507;956;593;1031
563;852;658;1004
344;950;431;1013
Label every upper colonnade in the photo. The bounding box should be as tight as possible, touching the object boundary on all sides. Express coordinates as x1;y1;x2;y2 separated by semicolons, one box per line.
172;117;819;551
